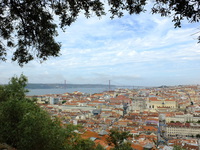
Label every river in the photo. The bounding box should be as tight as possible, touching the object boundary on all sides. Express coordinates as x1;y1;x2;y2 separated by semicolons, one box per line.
26;87;110;96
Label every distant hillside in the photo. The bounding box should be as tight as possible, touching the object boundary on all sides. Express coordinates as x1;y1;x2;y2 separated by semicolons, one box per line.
26;83;115;89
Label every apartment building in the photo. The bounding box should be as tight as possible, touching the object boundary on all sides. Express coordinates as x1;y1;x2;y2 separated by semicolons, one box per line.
147;97;177;111
166;123;200;137
165;113;200;123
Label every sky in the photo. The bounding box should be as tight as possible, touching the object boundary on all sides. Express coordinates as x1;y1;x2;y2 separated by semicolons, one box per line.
1;3;200;86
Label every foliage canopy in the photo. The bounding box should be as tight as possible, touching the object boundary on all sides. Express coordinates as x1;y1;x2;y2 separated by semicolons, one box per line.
0;75;104;150
0;0;199;66
0;74;28;102
0;75;67;149
107;129;133;150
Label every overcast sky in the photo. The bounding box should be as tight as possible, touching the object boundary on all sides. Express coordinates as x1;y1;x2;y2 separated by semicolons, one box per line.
1;4;200;86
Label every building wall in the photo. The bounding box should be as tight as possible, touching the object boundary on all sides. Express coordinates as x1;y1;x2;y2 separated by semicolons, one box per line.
166;126;200;137
49;97;60;105
35;96;49;104
148;100;176;110
166;114;200;123
131;97;146;111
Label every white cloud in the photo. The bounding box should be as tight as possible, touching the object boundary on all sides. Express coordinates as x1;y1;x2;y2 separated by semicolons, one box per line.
1;6;200;86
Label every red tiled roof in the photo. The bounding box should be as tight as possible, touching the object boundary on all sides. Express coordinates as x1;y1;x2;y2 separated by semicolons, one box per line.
131;144;143;150
149;97;158;101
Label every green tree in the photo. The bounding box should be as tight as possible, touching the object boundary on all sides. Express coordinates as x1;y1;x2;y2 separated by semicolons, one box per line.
0;75;68;149
196;134;200;138
62;100;67;104
63;124;105;150
0;75;105;150
95;144;106;150
0;99;67;150
107;129;133;150
173;145;185;150
0;0;199;66
0;74;28;102
71;138;96;150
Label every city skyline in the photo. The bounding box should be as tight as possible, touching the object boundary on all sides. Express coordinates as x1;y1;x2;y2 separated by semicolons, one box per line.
1;5;200;86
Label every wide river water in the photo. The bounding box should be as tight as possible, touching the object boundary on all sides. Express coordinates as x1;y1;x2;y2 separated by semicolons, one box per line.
26;87;109;96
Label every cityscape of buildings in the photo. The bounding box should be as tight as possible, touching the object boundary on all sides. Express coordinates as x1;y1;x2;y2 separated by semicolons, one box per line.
28;85;200;150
